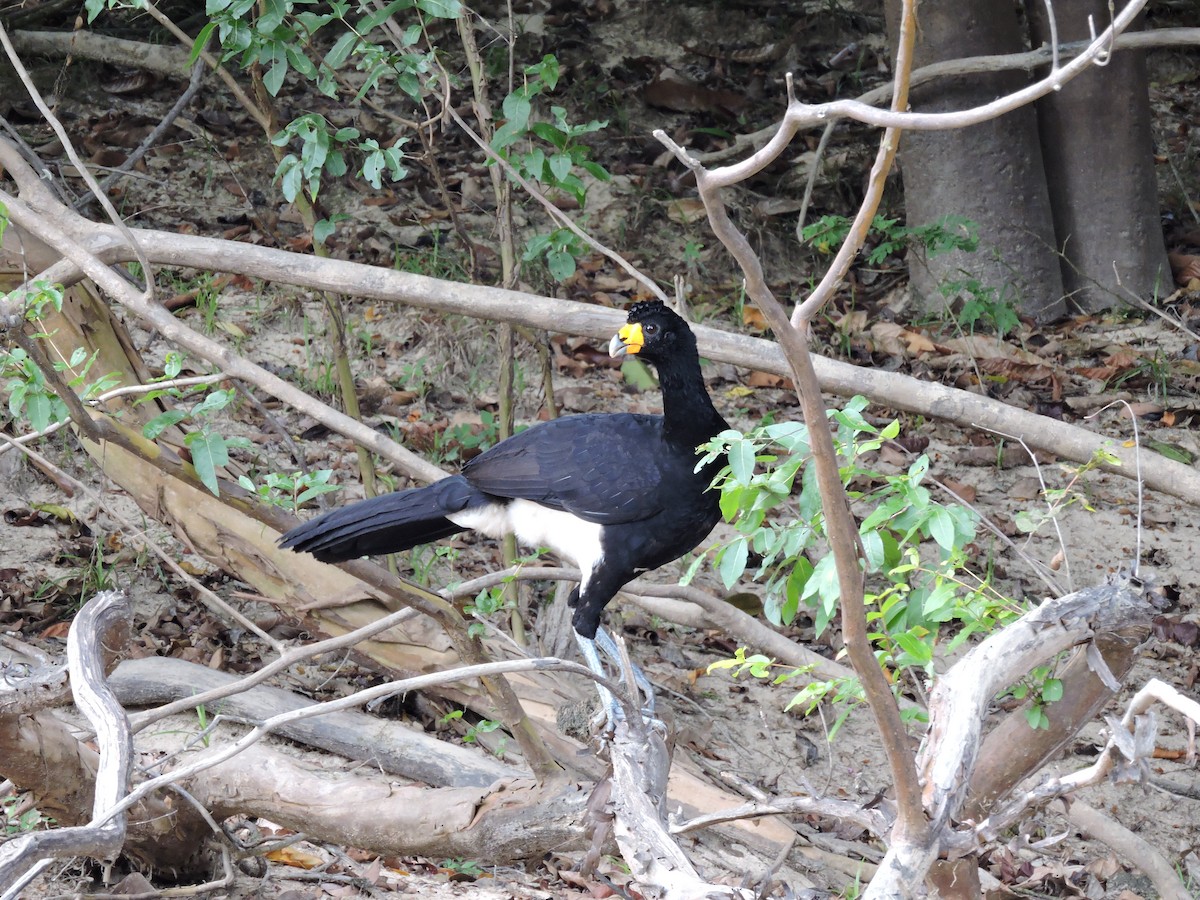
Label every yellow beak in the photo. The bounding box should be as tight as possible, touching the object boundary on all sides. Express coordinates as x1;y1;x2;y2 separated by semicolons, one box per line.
608;322;643;357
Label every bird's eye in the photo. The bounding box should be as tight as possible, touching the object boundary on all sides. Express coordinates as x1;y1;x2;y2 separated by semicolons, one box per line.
644;323;659;336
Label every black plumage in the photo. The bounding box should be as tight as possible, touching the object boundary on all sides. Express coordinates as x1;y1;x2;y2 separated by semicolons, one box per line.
280;301;728;719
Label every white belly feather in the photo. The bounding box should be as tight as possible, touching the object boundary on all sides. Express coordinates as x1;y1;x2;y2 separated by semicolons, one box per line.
448;500;605;591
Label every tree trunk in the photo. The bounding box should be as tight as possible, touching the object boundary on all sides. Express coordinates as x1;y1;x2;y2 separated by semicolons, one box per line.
885;0;1067;321
1028;0;1169;312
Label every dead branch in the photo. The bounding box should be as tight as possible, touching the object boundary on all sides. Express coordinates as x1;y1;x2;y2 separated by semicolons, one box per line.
0;591;133;898
918;577;1153;832
108;656;521;788
0;611;787;893
9;29;190;76
0;659;213;889
181;744;592;862
963;628;1148;822
1062;799;1191;900
672;796;889;840
700;0;1150;212
606;720;752;899
442;564;856;685
977;676;1200;841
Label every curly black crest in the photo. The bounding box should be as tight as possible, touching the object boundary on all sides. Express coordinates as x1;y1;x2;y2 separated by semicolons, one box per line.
626;300;679;324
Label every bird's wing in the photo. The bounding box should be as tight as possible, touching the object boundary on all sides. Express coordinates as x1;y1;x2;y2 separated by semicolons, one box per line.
461;414;681;525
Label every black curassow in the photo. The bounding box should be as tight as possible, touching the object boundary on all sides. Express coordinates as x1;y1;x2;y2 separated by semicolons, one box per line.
280;301;729;723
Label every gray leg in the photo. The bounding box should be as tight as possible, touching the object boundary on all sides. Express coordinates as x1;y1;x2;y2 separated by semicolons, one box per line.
575;632;623;728
594;626;656;715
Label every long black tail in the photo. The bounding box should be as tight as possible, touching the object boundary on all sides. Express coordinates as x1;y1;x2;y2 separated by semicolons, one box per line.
279;475;479;562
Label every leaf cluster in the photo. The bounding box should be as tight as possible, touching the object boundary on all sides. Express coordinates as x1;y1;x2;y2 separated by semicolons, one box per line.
698;397;1020;735
801;213;979;265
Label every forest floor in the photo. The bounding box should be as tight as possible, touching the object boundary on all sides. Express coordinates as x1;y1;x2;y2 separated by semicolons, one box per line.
2;0;1200;897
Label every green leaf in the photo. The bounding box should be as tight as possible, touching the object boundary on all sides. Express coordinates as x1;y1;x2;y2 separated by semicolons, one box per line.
222;18;253;54
7;381;27;418
324;31;360;69
190;388;234;417
579;160;610;181
619;358;656;391
522;148;546;181
277;155;302;202
1041;678;1063;703
546;249;575;281
416;0;462;16
718;536;748;589
1025;707;1049;730
1147;440;1195;464
185;429;229;497
719;483;743;522
501;92;532;135
256;0;287;33
548;152;572;183
804;555;840;637
490;119;525;152
921;580;958;622
528;122;568;149
526;54;559;90
728;440;755;485
142;409;188;440
860;530;885;572
358;0;410;32
780;557;813;626
262;46;288;96
892;632;932;666
25;392;53;432
927;505;957;551
189;22;218;64
313;217;341;246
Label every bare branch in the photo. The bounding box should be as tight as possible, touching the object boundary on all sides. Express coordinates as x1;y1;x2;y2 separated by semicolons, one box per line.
920;578;1152;832
0;591;132;900
1062;799;1191;900
672;795;889;840
440;564;856;684
697;0;1149;197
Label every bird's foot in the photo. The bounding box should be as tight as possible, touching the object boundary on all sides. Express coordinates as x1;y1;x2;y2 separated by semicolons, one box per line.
576;631;658;736
593;626;657;716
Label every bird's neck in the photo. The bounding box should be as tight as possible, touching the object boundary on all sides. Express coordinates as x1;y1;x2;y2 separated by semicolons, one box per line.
657;355;726;447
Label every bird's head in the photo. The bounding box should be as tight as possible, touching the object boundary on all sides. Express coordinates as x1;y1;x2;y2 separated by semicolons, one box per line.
608;301;693;364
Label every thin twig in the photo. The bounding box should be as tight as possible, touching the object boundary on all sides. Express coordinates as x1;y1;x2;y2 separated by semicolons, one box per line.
0;363;222;455
980;426;1075;593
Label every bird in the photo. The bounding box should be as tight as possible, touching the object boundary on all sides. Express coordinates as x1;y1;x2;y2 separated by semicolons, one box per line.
279;300;729;726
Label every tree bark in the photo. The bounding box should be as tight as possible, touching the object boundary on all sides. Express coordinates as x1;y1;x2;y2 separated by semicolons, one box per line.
1028;0;1169;312
885;0;1067;320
